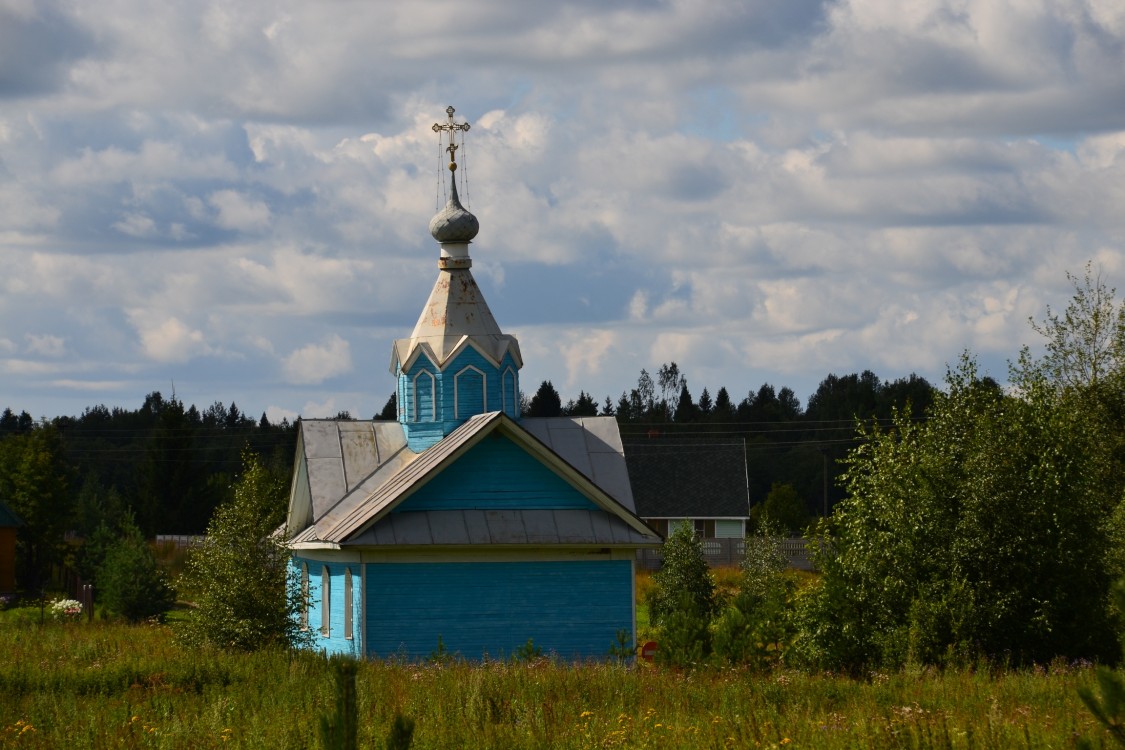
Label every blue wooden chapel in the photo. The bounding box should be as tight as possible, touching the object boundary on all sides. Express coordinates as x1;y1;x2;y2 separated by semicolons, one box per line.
284;107;660;660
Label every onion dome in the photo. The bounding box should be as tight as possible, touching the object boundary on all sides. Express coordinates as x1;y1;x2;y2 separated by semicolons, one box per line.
428;176;479;243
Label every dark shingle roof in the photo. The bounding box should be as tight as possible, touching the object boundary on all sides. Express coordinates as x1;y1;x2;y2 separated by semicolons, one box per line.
624;438;749;518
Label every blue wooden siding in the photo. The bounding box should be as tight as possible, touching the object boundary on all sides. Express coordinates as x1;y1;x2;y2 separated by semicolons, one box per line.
502;367;518;418
413;370;436;421
395;435;599;512
399;348;520;450
365;559;632;660
292;557;363;657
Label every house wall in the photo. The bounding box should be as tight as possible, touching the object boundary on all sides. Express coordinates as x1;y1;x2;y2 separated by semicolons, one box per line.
293;558;364;658
0;527;16;593
364;558;633;660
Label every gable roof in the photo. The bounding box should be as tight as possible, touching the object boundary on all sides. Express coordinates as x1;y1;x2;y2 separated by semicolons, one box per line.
624;436;751;519
288;413;659;549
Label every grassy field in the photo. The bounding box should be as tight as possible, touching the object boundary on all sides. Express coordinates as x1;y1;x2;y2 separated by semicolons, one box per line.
0;601;1110;749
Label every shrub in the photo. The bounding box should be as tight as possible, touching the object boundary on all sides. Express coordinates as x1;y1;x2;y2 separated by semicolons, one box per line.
50;598;83;622
98;515;174;622
177;451;309;651
647;523;716;627
712;524;796;670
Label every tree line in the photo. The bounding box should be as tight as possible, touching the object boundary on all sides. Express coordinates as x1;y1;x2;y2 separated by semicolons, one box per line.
0;363;935;593
525;364;939;523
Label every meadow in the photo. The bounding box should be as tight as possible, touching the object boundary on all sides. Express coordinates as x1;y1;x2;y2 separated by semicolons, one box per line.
0;600;1110;749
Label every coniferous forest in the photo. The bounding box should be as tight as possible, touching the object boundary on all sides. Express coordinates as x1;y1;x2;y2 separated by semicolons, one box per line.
0;366;930;591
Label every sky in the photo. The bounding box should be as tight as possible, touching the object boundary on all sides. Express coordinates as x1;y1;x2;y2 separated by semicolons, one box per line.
2;0;1125;423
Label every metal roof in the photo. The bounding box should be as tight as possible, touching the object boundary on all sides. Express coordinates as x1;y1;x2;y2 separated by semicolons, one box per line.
288;413;659;549
390;270;522;373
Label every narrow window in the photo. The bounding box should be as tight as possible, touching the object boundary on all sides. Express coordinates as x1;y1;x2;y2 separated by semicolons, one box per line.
454;366;486;419
300;562;309;630
502;367;517;417
321;566;331;637
413;370;436;421
344;568;353;640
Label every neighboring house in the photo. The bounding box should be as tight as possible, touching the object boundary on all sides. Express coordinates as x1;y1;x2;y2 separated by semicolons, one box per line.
625;436;751;539
0;499;22;594
284;108;660;660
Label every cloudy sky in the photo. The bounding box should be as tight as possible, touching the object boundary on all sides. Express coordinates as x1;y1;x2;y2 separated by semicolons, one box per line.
2;0;1124;422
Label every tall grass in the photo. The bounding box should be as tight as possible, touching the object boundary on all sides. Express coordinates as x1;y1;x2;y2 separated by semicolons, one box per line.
0;609;1109;748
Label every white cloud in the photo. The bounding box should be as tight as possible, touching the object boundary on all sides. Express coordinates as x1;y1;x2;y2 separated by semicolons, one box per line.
2;0;1125;421
112;212;158;238
208;190;272;232
25;333;65;357
283;334;352;385
128;313;213;363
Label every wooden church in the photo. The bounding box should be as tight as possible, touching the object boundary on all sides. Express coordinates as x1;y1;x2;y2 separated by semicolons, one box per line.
284;107;660;660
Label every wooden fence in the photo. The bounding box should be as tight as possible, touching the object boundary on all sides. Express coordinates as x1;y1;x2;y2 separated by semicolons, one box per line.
636;537;813;571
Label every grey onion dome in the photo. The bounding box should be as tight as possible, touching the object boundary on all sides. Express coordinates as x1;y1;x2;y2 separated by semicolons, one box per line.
429;177;479;243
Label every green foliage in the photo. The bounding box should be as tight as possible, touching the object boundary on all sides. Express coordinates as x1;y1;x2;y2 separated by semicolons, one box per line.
97;514;174;622
749;483;811;536
319;655;358;750
177;450;310;651
384;713;415;750
1079;581;1125;748
654;593;711;668
526;381;562;417
0;424;74;592
796;354;1117;672
607;629;634;664
647;523;716;627
0;612;1107;748
514;638;542;662
1029;261;1125;390
427;635;456;665
712;526;796;670
647;524;717;669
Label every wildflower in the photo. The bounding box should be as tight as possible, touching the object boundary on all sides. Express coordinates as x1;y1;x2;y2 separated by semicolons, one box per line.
580;710;594;719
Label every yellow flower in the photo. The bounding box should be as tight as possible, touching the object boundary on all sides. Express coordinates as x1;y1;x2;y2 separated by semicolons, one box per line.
781;739;791;745
580;710;594;719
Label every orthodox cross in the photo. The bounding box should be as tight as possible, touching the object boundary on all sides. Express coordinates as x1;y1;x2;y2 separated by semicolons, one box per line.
432;105;470;171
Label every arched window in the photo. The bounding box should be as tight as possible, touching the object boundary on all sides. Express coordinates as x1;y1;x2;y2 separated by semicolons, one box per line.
502;367;518;417
320;566;331;637
413;370;436;422
454;366;486;419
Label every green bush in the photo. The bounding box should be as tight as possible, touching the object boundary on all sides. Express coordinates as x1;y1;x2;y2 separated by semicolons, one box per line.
795;356;1117;672
97;515;174;622
177;450;309;651
646;523;716;627
712;525;796;670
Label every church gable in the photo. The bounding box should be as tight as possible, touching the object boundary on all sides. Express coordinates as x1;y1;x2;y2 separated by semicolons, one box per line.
394;432;600;514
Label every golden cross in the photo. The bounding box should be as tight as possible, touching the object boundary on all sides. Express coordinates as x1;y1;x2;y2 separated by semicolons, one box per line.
432;106;470;171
